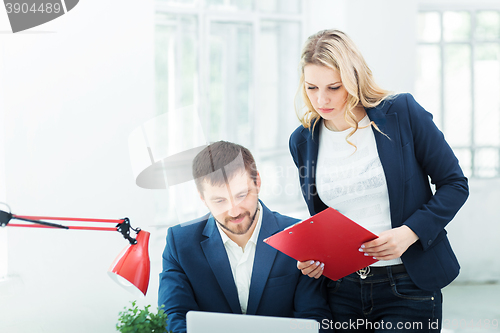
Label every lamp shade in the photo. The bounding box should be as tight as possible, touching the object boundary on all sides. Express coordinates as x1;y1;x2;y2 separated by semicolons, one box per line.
108;229;150;297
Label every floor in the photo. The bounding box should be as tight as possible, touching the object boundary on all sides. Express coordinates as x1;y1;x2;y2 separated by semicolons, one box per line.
442;283;500;333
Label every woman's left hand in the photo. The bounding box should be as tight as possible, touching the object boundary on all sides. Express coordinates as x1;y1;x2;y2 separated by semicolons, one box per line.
359;225;419;260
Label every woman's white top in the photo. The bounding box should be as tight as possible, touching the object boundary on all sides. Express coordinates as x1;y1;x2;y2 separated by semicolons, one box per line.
316;115;402;267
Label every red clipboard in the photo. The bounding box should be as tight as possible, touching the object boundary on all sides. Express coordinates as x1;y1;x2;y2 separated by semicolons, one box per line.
263;207;378;281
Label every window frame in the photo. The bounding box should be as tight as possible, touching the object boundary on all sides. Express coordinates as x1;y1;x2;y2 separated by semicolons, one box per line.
155;0;306;148
417;1;500;178
155;0;309;220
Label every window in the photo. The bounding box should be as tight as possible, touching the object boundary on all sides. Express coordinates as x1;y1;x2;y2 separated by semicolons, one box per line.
416;5;500;178
155;0;306;221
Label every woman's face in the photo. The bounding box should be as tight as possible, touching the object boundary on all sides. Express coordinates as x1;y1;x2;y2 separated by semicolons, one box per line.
303;64;349;130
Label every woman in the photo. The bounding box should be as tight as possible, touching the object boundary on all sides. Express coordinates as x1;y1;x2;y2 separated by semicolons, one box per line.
289;29;468;331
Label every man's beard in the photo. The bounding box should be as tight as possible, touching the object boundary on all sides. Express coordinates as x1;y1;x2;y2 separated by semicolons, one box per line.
215;206;260;236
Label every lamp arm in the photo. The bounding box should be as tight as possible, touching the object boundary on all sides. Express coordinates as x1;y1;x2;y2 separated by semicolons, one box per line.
0;208;139;245
10;216;69;229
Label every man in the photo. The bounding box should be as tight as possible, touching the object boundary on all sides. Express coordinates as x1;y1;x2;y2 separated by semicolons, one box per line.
158;141;331;333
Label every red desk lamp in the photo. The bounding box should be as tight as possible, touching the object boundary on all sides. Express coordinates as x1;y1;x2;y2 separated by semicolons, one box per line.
0;205;150;297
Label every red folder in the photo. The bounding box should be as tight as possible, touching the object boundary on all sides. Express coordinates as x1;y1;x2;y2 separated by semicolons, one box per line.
263;207;378;281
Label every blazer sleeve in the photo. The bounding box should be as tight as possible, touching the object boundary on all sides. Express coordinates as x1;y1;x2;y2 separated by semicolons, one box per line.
158;227;200;333
401;94;469;251
293;275;332;332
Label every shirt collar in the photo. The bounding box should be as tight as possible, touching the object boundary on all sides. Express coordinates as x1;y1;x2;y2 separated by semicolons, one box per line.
216;202;263;247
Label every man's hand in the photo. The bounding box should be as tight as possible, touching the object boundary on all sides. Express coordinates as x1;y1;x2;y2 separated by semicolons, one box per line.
359;225;419;260
297;260;324;279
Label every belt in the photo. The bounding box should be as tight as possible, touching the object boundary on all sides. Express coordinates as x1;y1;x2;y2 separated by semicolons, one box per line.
356;264;406;279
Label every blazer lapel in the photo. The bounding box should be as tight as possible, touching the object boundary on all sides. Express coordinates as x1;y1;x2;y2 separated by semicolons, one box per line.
368;105;405;227
298;124;328;214
200;217;242;314
246;202;280;315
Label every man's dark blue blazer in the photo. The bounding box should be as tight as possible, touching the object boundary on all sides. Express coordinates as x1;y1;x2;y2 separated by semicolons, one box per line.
289;93;469;291
158;201;331;333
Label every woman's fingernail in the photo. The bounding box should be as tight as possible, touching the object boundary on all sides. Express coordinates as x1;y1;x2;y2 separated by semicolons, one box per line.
364;253;369;256
358;248;364;252
320;263;325;269
316;261;320;266
360;244;365;248
310;261;315;265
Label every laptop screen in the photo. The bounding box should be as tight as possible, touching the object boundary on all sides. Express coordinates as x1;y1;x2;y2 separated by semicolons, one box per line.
186;311;320;333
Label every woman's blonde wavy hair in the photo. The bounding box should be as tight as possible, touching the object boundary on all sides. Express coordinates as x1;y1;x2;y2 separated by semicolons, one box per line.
296;29;391;146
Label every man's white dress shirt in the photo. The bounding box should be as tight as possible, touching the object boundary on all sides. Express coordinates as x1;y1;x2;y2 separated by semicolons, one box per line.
216;202;263;314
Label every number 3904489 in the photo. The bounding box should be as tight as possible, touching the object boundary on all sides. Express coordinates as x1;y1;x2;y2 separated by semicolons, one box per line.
442;319;499;330
5;3;62;14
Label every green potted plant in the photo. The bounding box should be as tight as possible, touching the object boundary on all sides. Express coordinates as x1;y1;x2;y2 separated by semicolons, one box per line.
117;301;171;333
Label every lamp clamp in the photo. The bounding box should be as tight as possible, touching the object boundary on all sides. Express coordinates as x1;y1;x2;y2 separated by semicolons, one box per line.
117;218;139;245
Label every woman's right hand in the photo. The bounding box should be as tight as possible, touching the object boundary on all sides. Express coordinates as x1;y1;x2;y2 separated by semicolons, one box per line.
297;260;324;279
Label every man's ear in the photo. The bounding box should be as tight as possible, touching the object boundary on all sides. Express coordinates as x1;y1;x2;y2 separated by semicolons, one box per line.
198;190;207;206
255;172;262;194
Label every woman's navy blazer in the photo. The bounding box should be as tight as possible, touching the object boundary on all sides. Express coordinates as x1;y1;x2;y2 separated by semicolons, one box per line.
289;93;469;291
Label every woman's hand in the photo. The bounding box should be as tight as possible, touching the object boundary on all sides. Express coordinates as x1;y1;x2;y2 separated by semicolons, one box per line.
359;225;419;260
297;260;324;279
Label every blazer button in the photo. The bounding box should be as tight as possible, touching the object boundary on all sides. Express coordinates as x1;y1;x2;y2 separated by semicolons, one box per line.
428;240;432;246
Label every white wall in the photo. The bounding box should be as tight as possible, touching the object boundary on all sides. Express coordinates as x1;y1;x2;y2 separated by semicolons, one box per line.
0;1;161;332
447;179;500;283
0;41;7;279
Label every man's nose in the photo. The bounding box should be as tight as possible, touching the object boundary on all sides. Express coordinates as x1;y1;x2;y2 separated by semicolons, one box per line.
227;199;243;217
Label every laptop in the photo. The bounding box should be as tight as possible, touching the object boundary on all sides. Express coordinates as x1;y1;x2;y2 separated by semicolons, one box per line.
186;311;320;333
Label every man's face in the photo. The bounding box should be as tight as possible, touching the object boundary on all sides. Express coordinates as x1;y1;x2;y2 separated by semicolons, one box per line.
200;170;261;236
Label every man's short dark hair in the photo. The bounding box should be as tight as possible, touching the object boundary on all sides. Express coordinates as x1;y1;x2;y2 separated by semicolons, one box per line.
193;141;257;194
